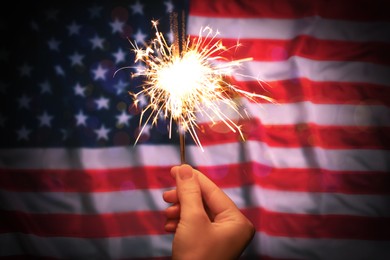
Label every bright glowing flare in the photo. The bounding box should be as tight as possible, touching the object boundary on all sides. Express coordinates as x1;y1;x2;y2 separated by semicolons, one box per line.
156;51;206;118
129;21;274;149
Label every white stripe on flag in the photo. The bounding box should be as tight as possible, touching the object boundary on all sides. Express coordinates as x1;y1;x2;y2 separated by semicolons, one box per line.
0;233;173;259
2;187;389;216
190;142;389;172
231;57;390;85
251;232;390;260
198;101;390;126
188;15;390;42
1;144;389;171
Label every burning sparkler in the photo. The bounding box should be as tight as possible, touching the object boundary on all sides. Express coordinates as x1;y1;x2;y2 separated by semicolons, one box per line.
128;19;273;163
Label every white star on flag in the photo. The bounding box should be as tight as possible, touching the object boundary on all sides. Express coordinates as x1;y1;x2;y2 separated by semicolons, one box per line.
69;52;85;66
18;94;31;109
112;48;126;64
92;64;108;80
89;35;105;49
133;29;147;44
74;82;86;97
109;18;125;34
37;111;54;127
47;38;61;51
19;63;33;77
95;96;110;110
116;111;132;126
75;110;88;126
17;125;31;141
39;80;52;94
94;124;111;140
67;21;82;35
130;1;143;15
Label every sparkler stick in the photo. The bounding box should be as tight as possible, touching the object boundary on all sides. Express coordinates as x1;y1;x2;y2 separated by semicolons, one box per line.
172;11;187;164
179;119;186;164
126;15;275;163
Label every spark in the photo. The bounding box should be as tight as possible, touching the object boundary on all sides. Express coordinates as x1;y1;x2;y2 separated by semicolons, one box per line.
128;20;274;150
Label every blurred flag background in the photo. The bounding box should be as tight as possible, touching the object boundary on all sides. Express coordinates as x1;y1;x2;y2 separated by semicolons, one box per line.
1;0;390;259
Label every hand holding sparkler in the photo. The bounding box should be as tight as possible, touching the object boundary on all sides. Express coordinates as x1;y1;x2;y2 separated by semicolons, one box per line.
163;164;255;259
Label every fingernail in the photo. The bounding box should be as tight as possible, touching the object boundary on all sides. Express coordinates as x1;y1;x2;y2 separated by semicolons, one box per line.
170;166;179;178
179;165;193;180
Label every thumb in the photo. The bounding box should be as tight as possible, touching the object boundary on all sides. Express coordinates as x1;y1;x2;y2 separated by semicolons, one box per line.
172;164;208;223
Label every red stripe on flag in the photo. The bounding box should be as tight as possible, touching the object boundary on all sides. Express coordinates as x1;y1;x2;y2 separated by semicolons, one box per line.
0;166;174;192
1;163;389;194
4;258;171;260
0;210;166;237
198;163;390;195
247;257;295;260
0;256;60;260
234;79;390;105
197;122;390;149
0;256;171;260
244;207;390;240
194;37;390;65
2;208;389;240
189;0;390;21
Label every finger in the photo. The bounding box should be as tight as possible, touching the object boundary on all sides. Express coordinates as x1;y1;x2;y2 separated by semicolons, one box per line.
170;165;179;179
164;203;180;219
194;168;239;217
172;164;209;223
164;219;179;232
163;189;178;204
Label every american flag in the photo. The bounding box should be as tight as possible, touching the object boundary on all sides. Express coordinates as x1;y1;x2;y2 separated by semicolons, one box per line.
1;0;390;259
